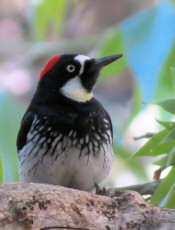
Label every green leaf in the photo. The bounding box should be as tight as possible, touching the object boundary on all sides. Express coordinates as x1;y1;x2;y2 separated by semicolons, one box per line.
133;129;175;157
166;146;175;168
98;28;142;123
34;0;67;40
0;95;25;181
169;0;175;5
161;127;175;143
98;28;128;79
171;67;175;76
156;119;175;130
129;80;142;123
156;98;175;114
113;145;148;179
0;151;3;182
154;45;175;100
151;167;175;206
153;147;175;168
153;156;168;166
161;183;175;208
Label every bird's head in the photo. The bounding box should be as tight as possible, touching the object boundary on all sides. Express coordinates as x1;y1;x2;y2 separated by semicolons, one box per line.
38;54;122;103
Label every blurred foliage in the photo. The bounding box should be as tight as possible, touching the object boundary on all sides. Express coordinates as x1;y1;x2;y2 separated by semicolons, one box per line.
151;167;175;208
133;96;175;208
121;1;175;101
113;146;148;180
0;95;24;181
154;45;175;100
97;1;175;187
134;129;175;157
34;0;67;40
0;152;3;182
98;29;127;79
97;1;175;119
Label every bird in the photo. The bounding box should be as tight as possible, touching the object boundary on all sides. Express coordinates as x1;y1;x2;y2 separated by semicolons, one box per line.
17;53;122;191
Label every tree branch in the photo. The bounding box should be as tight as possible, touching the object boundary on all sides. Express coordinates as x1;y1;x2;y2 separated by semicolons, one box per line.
0;182;175;230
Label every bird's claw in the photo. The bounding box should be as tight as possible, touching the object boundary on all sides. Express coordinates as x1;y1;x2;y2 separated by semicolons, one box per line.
95;183;109;196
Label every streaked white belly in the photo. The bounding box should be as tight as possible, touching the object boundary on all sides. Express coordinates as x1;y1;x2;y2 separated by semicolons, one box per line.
19;141;114;191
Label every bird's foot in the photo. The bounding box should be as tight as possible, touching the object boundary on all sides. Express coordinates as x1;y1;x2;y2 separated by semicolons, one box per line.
95;183;109;197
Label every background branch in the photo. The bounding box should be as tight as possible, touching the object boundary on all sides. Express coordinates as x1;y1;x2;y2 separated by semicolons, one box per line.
109;179;162;195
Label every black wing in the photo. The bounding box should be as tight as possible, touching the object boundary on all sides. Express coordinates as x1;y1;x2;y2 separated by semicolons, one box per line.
17;111;35;151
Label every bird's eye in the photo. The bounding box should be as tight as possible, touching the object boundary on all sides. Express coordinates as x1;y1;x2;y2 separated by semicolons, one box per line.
66;64;76;73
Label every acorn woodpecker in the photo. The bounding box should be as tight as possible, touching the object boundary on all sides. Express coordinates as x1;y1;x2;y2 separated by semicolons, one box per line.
17;53;122;191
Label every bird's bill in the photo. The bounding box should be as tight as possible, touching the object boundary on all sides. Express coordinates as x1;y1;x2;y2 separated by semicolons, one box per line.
92;54;123;71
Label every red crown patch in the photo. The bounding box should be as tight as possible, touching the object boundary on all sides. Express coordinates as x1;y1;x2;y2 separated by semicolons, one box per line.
39;55;61;80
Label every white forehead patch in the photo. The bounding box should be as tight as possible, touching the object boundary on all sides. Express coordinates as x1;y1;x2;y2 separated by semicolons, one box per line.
74;55;90;75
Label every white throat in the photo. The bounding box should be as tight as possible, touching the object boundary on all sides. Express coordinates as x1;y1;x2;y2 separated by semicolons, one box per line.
60;77;93;103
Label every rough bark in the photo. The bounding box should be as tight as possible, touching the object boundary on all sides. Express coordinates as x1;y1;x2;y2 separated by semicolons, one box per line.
0;183;175;230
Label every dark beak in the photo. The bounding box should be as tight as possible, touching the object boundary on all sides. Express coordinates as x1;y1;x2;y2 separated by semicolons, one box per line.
92;54;123;71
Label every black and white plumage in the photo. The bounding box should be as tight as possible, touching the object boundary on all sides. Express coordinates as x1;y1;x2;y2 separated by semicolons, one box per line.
17;54;122;191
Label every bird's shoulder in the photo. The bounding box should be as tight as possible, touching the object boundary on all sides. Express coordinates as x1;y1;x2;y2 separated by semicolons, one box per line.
17;110;35;151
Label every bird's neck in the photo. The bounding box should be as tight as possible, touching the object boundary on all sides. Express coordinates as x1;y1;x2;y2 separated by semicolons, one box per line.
31;87;94;111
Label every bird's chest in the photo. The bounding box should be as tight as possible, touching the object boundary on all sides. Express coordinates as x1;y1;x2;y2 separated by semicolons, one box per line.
30;111;112;152
18;113;113;189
